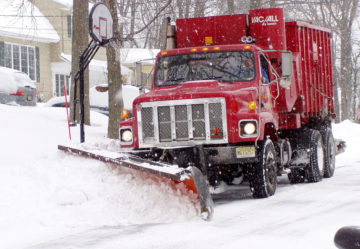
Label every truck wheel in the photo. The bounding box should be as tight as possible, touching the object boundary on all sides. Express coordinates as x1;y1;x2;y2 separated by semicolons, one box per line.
305;129;325;182
323;129;335;178
288;168;305;184
250;139;277;198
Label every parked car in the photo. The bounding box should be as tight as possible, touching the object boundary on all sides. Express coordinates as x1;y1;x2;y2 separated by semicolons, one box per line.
46;84;141;116
45;85;109;116
0;66;37;106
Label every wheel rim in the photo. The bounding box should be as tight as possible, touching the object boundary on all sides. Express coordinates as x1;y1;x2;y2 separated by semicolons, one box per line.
317;138;325;176
266;150;277;186
328;136;336;171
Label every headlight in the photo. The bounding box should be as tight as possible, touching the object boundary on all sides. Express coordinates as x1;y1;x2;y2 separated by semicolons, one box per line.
120;128;133;143
244;123;256;135
239;120;258;137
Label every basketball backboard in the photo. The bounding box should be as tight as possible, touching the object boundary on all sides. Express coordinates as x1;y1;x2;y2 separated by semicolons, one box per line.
89;3;114;45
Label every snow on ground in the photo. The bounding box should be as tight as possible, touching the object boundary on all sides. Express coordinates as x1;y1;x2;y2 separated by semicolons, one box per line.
0;102;360;249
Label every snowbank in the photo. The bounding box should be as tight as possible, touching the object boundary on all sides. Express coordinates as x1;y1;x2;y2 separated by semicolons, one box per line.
1;101;360;249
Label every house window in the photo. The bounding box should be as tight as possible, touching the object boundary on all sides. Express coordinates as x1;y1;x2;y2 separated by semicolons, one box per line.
28;47;35;80
0;41;40;82
55;74;70;97
67;15;72;38
12;45;20;71
5;44;12;68
21;46;28;74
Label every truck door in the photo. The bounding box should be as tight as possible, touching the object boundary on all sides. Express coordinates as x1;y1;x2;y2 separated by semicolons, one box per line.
259;55;275;111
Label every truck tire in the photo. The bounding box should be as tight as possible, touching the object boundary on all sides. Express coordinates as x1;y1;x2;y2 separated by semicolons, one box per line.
305;129;325;182
288;168;305;184
322;129;335;178
249;139;277;198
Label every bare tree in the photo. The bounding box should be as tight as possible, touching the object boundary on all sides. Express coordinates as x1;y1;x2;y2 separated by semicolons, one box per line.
103;0;123;139
250;0;263;9
227;0;235;14
70;0;90;125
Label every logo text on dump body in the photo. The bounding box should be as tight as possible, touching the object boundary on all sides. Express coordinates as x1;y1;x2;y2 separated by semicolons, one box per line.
252;15;279;26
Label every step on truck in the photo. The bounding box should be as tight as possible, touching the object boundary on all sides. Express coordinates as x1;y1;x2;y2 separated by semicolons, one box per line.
119;7;338;199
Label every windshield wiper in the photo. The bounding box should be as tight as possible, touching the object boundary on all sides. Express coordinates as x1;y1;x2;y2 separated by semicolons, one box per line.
207;76;234;83
164;77;186;85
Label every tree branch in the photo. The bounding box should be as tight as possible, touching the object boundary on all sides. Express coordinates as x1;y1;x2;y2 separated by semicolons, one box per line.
124;0;171;40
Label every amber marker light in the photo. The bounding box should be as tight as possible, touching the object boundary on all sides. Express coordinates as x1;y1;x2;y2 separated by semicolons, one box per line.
121;109;130;119
244;45;251;50
205;36;213;45
213;46;221;51
248;101;257;111
202;47;209;51
161;51;168;55
191;48;198;52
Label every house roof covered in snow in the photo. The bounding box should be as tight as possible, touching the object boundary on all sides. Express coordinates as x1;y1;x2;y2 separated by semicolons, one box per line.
121;48;160;66
52;0;73;9
0;0;60;43
60;53;132;75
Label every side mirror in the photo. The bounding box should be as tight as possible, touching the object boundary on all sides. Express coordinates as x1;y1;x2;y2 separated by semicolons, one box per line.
334;226;360;249
135;61;145;94
282;52;293;78
135;61;142;87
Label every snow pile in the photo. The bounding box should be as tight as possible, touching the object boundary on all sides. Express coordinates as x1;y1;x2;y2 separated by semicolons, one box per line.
0;103;197;249
1;95;360;249
0;0;60;43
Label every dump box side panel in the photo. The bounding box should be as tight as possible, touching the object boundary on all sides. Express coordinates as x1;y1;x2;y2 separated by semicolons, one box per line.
286;21;334;120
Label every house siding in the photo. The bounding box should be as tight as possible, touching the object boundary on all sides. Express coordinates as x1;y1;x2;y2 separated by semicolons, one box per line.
0;36;54;100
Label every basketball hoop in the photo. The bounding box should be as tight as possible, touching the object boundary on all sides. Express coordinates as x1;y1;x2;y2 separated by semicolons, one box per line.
89;3;114;45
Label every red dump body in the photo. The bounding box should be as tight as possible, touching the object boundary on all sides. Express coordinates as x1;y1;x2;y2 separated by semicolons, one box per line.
174;8;334;127
285;21;334;119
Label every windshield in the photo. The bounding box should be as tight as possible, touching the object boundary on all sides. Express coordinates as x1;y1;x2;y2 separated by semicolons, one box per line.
155;50;256;86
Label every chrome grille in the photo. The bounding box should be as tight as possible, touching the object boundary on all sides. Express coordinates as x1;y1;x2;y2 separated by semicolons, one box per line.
158;106;171;141
137;98;228;148
175;105;188;140
141;107;154;143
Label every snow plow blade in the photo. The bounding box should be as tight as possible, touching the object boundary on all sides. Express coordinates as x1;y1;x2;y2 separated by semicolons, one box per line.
58;144;214;220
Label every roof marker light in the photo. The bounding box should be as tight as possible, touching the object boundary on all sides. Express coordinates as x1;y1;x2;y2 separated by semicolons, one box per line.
205;36;213;46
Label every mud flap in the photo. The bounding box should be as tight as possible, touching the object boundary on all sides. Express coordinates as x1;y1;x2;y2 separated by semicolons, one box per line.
58;144;214;220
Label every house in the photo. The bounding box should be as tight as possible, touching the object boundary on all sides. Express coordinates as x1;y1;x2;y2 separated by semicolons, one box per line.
121;48;160;89
0;0;154;103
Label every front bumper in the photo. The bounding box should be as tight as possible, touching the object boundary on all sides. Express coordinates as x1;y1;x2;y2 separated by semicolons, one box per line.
204;144;259;165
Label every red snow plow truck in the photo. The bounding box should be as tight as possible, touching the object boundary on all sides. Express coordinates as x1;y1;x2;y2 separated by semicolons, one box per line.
120;8;338;198
61;7;343;220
